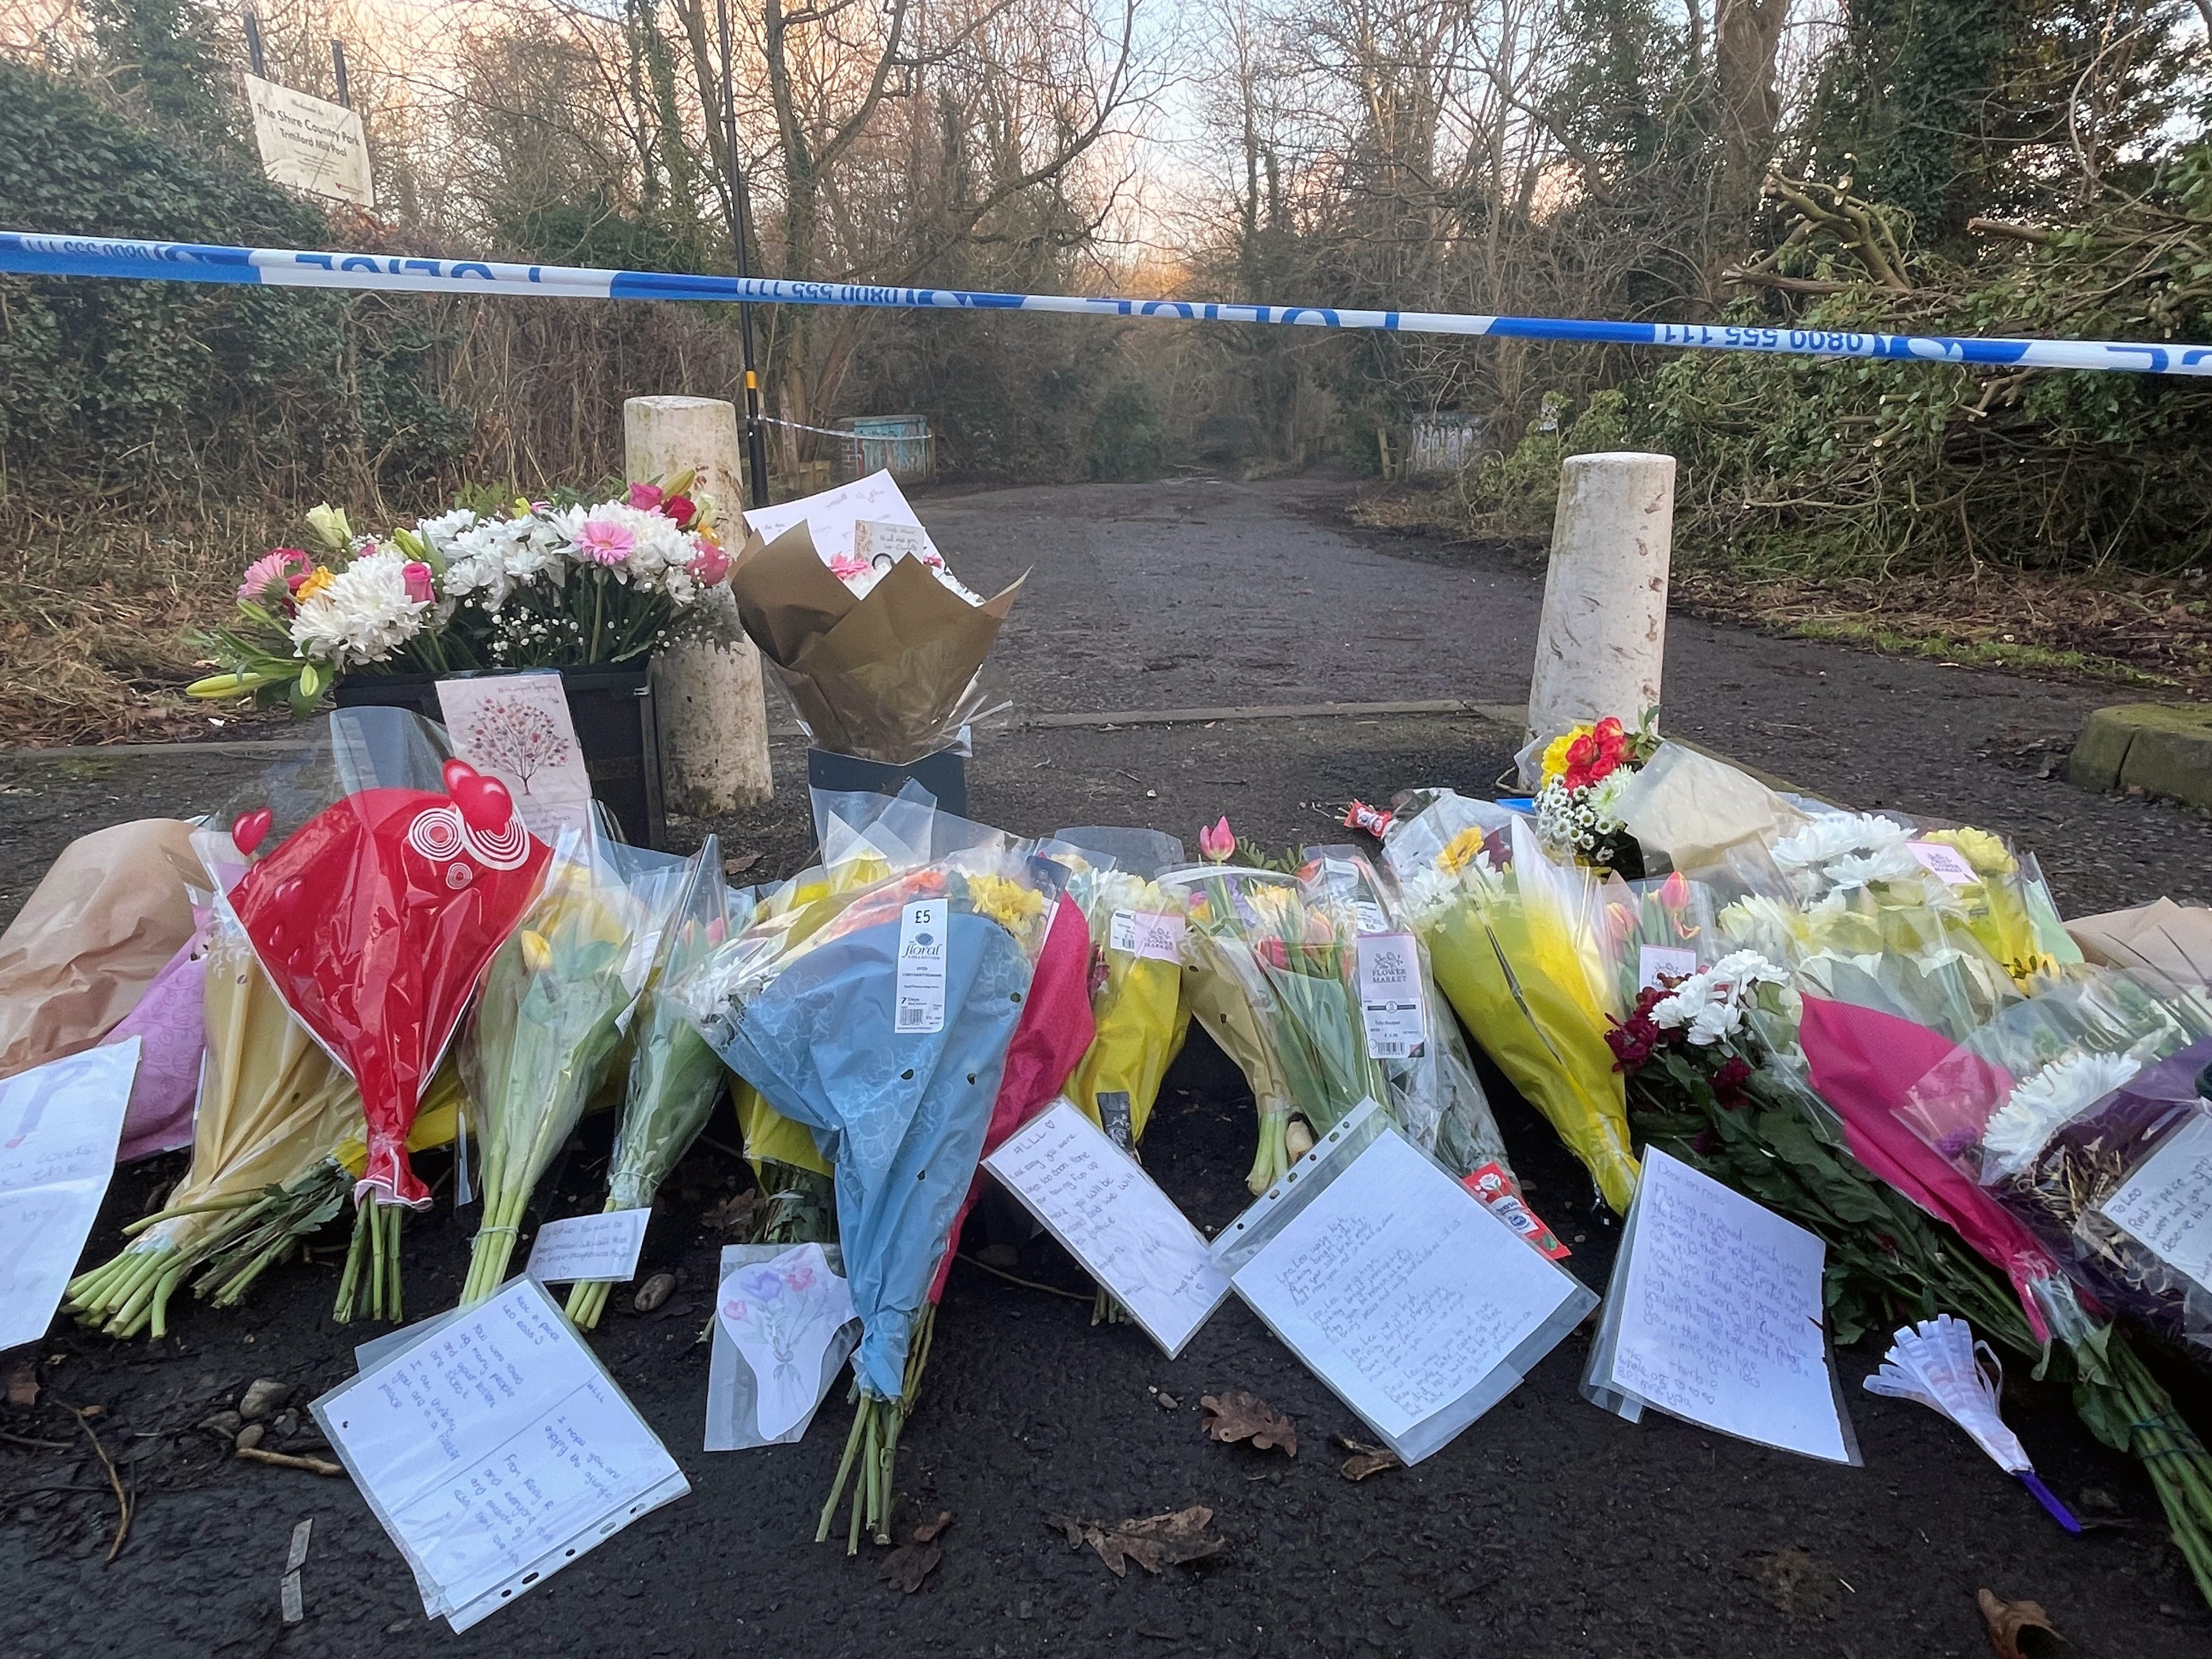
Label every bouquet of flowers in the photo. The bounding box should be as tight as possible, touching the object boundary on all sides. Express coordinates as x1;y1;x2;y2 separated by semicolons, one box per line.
456;823;671;1307
680;831;1061;1545
1891;825;2080;993
189;477;737;714
1049;831;1192;1158
1714;811;2026;1041
226;711;550;1320
1395;799;1641;1212
1161;851;1386;1193
1898;970;2212;1357
1600;870;1719;1013
67;906;362;1339
1527;712;1661;874
1605;947;2038;1349
567;844;745;1329
1798;989;2212;1607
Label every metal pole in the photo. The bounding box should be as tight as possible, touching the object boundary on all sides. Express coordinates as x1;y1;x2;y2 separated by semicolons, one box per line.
241;6;267;79
330;39;351;107
714;0;773;509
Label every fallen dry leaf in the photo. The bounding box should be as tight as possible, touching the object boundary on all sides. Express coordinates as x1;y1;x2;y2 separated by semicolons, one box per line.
700;1190;762;1233
1200;1391;1295;1457
1334;1434;1399;1482
1046;1507;1227;1578
910;1509;954;1544
882;1511;953;1593
724;851;763;875
1978;1589;2073;1659
4;1357;37;1409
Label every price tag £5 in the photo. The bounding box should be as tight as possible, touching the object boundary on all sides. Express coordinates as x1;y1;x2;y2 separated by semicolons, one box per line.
896;899;948;1034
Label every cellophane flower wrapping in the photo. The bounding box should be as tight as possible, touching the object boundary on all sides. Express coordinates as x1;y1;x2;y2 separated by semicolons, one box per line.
1904;824;2082;992
600;844;746;1216
925;892;1098;1302
226;712;551;1211
1397;805;1640;1212
458;820;668;1303
1306;846;1516;1179
1713;811;2025;1042
682;841;1059;1400
68;905;366;1337
1897;969;2212;1356
1052;854;1191;1150
1160;860;1387;1194
722;810;919;1206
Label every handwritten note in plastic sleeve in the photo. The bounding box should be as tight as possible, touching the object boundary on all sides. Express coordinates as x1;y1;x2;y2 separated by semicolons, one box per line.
1227;1129;1583;1457
2099;1113;2212;1293
0;1040;139;1351
312;1278;688;1631
985;1098;1230;1357
525;1208;651;1285
1607;1147;1852;1462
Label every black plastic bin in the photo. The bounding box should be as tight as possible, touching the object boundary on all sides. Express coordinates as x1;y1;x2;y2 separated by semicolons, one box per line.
332;665;667;848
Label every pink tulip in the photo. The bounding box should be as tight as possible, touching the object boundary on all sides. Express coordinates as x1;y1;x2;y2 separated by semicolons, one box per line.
626;481;665;511
402;561;435;604
1199;816;1236;863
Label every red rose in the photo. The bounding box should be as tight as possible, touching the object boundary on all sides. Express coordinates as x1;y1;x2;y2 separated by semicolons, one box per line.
660;494;697;528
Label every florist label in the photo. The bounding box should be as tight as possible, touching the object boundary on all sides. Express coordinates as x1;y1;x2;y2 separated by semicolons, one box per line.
1356;932;1425;1060
1906;840;1978;885
1109;909;1186;963
525;1208;652;1285
895;899;948;1034
2098;1113;2212;1294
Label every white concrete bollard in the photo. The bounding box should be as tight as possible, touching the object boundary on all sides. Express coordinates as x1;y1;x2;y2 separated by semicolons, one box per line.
1525;451;1676;747
623;395;774;814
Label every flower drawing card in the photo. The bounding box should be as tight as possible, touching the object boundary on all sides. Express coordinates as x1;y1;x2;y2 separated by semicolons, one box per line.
436;672;594;842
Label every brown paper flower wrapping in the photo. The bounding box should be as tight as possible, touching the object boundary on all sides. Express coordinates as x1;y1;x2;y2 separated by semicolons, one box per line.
0;818;201;1079
727;523;1022;764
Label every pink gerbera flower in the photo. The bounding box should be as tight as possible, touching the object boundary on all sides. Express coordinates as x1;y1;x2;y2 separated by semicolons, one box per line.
238;547;310;606
575;519;637;566
828;554;871;586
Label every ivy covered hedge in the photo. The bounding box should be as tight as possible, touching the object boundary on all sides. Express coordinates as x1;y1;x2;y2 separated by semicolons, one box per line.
0;59;473;496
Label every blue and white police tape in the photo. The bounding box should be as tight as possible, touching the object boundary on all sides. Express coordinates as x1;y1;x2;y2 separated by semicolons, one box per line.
5;228;2210;378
